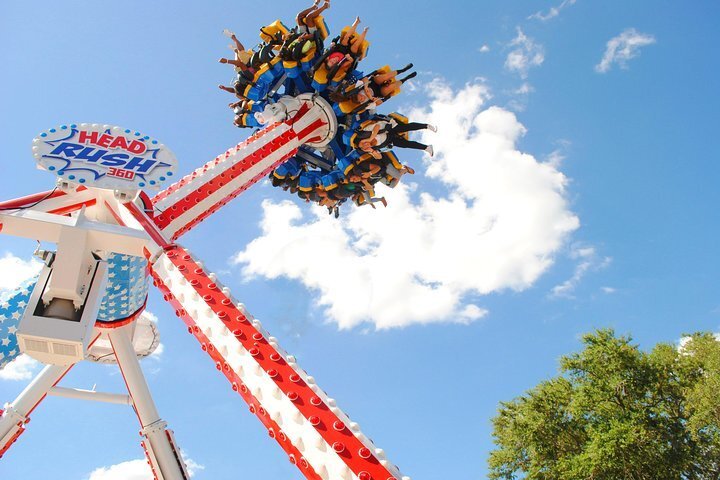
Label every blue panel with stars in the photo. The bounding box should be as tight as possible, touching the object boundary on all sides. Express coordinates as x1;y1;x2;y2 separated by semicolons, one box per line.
0;280;34;370
97;253;149;322
0;253;149;370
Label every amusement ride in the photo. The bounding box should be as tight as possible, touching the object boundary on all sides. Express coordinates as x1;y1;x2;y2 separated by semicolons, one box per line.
0;5;428;479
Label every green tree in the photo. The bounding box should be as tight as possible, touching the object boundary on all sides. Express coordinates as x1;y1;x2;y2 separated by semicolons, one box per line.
488;329;720;480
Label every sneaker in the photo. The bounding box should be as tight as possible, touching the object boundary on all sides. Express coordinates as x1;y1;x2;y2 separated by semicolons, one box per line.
425;145;434;157
428;124;437;132
222;29;234;38
399;71;417;83
397;63;414;74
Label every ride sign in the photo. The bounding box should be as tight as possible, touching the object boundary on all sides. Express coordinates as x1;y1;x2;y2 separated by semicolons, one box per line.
32;123;178;191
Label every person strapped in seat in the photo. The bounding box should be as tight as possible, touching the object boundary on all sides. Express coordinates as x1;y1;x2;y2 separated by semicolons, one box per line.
279;0;330;69
311;16;370;91
353;116;436;157
332;65;416;116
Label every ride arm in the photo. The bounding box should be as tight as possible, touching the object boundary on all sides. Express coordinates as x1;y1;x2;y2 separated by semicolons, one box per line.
0;186;98;233
151;102;329;241
148;244;408;480
122;201;407;480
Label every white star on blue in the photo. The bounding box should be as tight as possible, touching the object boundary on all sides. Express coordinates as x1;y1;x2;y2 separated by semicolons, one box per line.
97;254;148;321
0;279;34;370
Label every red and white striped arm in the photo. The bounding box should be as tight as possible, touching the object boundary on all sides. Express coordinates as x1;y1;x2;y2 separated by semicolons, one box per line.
149;245;408;480
151;101;329;242
0;185;98;213
0;186;98;233
0;412;25;459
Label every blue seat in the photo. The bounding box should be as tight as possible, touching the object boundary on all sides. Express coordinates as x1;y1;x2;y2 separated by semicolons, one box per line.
321;170;345;190
274;157;303;179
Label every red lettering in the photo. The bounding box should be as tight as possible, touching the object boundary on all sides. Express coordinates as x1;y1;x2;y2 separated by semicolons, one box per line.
96;134;112;147
78;131;99;144
128;140;147;155
77;130;146;155
109;135;129;150
107;167;135;180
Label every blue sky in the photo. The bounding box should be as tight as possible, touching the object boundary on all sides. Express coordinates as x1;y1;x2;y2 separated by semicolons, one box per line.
1;1;719;478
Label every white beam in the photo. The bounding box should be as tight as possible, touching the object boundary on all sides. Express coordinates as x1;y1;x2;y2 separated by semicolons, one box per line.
0;209;149;256
48;387;132;406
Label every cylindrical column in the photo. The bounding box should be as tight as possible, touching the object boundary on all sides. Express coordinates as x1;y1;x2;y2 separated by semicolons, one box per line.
150;95;333;242
108;325;188;480
7;363;70;414
48;387;132;406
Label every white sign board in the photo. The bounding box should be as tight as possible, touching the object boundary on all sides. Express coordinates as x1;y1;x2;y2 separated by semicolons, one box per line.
32;123;178;191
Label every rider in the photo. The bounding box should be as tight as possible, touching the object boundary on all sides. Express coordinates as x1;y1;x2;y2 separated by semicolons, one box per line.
296;0;330;33
218;29;255;73
355;118;436;156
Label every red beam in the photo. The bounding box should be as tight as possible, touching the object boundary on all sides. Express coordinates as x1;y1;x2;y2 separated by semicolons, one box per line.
0;189;66;211
151;246;403;480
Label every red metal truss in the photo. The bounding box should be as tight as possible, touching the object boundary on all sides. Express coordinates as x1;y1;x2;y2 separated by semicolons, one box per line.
148;245;405;480
151;106;327;242
126;98;405;479
0;414;24;460
0;186;97;233
178;317;324;480
0;189;67;210
0;336;100;460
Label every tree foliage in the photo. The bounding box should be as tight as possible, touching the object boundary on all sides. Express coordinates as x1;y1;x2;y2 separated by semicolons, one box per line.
488;329;720;479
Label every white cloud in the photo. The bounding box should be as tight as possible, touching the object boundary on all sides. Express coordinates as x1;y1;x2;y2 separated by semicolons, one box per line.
0;354;41;381
678;333;720;353
87;455;203;480
507;82;536;112
504;28;545;79
550;245;611;298
144;311;159;323
143;311;165;361
545;150;566;169
150;342;165;359
459;304;489;321
87;459;151;480
0;253;41;298
478;44;491;53
595;28;656;73
545;140;571;168
601;286;616;294
529;0;577;21
184;457;204;476
233;79;579;330
514;83;534;96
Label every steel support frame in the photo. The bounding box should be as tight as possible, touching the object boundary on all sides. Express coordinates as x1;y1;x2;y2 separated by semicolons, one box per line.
108;324;189;480
0;327;188;480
